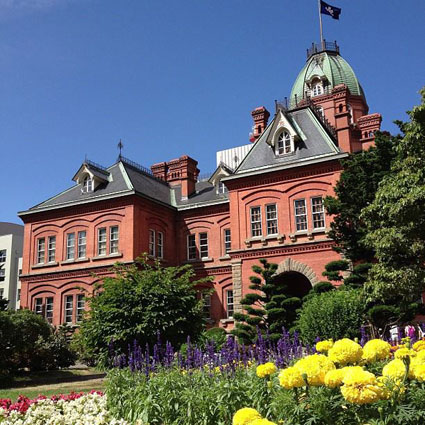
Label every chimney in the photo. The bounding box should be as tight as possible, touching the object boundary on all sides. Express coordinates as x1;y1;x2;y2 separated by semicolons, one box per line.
250;106;270;142
166;155;199;200
151;162;168;181
357;113;382;150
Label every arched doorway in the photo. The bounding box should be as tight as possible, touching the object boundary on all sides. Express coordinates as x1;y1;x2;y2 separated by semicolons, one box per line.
273;271;312;299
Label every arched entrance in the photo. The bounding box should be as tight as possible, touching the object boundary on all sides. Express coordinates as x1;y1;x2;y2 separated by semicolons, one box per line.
273;271;312;299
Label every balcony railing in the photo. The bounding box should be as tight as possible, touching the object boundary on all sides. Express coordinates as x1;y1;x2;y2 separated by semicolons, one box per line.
307;40;339;59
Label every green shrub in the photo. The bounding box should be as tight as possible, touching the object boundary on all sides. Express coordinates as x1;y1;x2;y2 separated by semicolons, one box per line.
297;288;365;345
199;327;228;349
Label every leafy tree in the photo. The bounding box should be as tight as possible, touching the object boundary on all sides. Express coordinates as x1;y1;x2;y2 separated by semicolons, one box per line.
324;132;398;262
76;257;209;365
232;259;302;344
362;88;425;304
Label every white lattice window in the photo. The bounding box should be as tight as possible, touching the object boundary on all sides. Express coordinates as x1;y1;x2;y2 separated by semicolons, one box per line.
34;298;43;315
64;295;73;324
266;204;278;235
0;250;6;263
294;199;308;231
199;233;208;259
202;293;211;318
187;235;197;260
82;176;93;193
37;238;45;264
157;232;164;259
149;229;155;257
46;297;54;323
250;206;262;237
66;233;75;260
97;228;107;256
78;231;87;258
224;229;231;254
226;289;234;319
311;197;325;229
311;79;324;97
76;294;85;323
110;226;119;254
48;236;56;263
276;131;292;155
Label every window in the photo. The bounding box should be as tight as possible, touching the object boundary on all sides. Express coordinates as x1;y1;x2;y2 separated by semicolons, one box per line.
78;231;87;258
294;199;308;231
311;197;325;229
317;106;325;119
250;206;262;237
48;236;56;263
97;228;107;256
217;181;228;194
276;131;292;155
110;226;119;254
224;229;231;254
46;297;54;323
226;289;234;319
17;289;21;301
66;233;75;260
0;269;4;282
0;250;6;262
157;232;164;259
37;238;45;264
311;79;323;96
35;298;43;315
148;229;155;256
199;233;208;259
76;294;85;322
64;295;73;324
187;235;197;260
202;294;211;318
347;104;353;124
82;176;93;193
266;204;278;235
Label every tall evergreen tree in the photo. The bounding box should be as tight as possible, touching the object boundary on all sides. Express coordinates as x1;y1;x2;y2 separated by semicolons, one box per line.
232;259;302;344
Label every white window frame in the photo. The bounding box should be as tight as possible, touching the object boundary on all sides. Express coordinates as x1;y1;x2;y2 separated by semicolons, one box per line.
82;176;93;193
311;196;326;229
66;233;75;260
45;297;54;323
266;204;278;235
76;294;85;323
311;79;324;97
78;231;87;259
199;233;209;259
276;130;292;156
0;269;5;282
48;236;56;263
226;289;234;319
187;234;197;260
110;226;119;254
202;293;211;318
35;298;43;315
148;229;155;257
0;250;6;263
224;229;231;254
217;181;228;194
97;228;107;256
157;231;164;259
64;295;73;324
37;238;45;264
294;199;308;232
250;206;262;237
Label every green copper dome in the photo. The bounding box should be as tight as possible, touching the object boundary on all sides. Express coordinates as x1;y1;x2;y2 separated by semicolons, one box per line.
290;46;365;108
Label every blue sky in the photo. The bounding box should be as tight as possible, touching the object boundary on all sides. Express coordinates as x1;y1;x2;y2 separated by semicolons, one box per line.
1;0;424;224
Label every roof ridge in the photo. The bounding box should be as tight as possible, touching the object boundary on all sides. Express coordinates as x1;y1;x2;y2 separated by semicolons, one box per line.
120;156;169;186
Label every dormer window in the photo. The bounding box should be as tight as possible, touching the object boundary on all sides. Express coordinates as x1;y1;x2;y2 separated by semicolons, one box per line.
311;78;324;97
82;176;93;193
217;181;228;195
276;130;293;155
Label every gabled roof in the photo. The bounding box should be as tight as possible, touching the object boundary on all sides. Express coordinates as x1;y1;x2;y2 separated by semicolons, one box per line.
72;160;110;183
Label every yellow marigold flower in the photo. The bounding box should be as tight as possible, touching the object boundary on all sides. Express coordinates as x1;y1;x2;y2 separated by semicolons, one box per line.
233;408;262;425
250;419;277;425
342;368;376;386
278;367;304;389
382;359;407;380
412;364;425;382
324;369;346;388
413;340;425;352
328;338;363;366
340;369;381;404
394;347;416;360
362;339;391;363
256;362;277;378
294;354;335;386
316;339;333;353
415;350;425;362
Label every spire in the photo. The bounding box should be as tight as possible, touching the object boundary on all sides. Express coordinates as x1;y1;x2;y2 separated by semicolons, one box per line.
117;139;124;160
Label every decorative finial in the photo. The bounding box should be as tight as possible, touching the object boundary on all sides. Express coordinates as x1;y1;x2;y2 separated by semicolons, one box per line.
117;139;124;160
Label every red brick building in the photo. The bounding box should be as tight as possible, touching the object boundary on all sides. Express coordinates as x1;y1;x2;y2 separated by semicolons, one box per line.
19;42;382;329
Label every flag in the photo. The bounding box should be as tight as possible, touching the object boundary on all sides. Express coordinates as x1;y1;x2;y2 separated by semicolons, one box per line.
320;0;341;20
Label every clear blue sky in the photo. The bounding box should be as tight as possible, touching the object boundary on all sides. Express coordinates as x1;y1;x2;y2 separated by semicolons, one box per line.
1;0;424;225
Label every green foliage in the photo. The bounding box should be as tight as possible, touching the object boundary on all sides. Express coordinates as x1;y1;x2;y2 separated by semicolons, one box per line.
322;260;350;282
198;327;228;350
76;257;208;366
324;131;398;262
0;297;8;311
297;288;365;345
0;310;75;376
362;89;425;304
232;259;302;344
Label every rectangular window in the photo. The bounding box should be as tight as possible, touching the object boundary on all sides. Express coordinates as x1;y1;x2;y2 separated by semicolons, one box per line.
199;233;208;259
48;236;56;263
97;228;107;256
45;297;54;323
17;289;21;301
202;294;211;318
250;206;262;237
35;298;43;315
187;234;197;260
294;199;308;231
0;250;6;262
66;233;75;260
266;204;278;235
224;229;231;254
78;231;87;259
226;289;234;319
110;226;119;254
157;232;164;259
64;295;73;324
148;229;155;257
311;197;325;229
0;269;4;282
76;294;85;322
37;238;45;264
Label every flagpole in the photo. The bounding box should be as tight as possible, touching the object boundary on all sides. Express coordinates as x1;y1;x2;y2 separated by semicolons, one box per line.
318;0;324;47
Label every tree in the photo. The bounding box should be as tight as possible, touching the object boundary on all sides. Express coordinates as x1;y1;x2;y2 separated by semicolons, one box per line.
232;259;302;344
362;88;425;304
76;257;209;365
324;132;398;262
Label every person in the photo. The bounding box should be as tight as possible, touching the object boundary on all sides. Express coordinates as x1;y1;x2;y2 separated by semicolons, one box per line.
405;324;416;340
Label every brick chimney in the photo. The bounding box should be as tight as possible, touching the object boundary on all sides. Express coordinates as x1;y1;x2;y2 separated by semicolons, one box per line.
250;106;270;142
357;113;382;150
151;155;199;200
